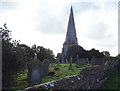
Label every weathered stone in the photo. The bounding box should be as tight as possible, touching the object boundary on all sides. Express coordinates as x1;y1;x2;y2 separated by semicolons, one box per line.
41;59;50;77
69;57;73;70
28;60;42;85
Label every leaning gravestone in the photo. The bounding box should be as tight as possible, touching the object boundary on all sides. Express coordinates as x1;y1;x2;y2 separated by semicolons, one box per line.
28;60;42;85
41;59;50;77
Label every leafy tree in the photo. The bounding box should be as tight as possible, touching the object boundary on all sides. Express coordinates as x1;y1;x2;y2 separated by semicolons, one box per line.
89;48;104;59
1;24;19;87
1;24;30;88
36;46;55;61
101;51;110;57
66;45;87;60
1;23;55;88
116;54;120;60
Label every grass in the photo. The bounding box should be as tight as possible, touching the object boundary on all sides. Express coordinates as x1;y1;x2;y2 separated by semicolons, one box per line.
10;69;29;90
102;69;120;89
16;69;28;81
10;63;88;90
42;64;87;83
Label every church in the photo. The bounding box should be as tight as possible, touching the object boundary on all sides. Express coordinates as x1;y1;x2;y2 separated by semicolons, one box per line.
56;6;104;63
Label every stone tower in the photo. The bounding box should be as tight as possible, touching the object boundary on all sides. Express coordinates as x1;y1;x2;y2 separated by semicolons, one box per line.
62;6;78;57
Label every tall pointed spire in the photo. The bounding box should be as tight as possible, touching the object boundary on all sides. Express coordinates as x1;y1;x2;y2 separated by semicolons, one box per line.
65;6;78;45
62;6;78;56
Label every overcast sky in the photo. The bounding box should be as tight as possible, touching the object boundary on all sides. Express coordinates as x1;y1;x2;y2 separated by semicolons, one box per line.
0;0;118;56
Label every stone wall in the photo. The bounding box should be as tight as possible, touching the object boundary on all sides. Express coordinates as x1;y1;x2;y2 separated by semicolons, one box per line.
23;61;118;90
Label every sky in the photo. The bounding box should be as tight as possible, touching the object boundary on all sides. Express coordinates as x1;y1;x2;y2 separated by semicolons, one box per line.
0;0;119;56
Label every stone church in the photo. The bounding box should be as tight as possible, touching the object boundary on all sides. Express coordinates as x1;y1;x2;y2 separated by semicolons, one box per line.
56;6;105;64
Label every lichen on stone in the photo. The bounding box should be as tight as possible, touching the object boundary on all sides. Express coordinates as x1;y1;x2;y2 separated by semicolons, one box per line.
44;82;55;87
77;76;80;80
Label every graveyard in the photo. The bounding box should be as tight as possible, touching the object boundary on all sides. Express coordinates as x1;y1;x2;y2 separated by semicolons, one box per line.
9;58;119;90
1;2;119;90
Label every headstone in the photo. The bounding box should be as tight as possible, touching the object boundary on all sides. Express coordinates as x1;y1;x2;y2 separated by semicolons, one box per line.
61;58;64;64
41;59;50;77
66;59;68;64
69;57;73;70
76;56;80;68
56;58;60;64
28;60;42;85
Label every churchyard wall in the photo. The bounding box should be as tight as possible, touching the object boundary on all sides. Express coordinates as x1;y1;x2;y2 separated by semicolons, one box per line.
23;60;118;90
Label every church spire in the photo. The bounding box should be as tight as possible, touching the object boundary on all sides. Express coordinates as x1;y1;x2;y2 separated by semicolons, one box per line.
65;6;78;45
62;6;78;56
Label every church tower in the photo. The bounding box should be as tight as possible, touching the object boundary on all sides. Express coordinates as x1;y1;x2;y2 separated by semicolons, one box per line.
62;6;78;57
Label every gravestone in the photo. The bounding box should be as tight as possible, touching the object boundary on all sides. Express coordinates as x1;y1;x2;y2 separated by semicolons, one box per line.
41;59;50;77
56;58;60;64
61;58;64;64
28;60;42;85
76;55;80;68
69;57;73;70
66;59;68;64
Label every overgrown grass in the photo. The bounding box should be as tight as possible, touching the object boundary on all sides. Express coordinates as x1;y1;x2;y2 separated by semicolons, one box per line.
103;69;120;89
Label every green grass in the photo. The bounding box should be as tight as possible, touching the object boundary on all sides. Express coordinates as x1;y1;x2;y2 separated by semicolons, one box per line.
10;69;29;90
10;63;90;90
42;64;87;83
10;83;28;91
16;69;28;81
103;69;120;89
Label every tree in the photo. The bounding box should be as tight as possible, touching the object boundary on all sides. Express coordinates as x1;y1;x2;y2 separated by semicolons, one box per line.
36;46;55;62
1;24;29;88
101;51;110;58
88;48;104;59
116;54;120;60
66;45;87;61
